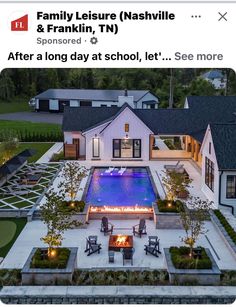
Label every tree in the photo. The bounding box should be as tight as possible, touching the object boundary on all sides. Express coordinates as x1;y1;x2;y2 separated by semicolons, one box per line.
59;162;87;203
40;189;81;257
0;70;15;100
162;170;192;202
0;131;19;165
180;196;211;258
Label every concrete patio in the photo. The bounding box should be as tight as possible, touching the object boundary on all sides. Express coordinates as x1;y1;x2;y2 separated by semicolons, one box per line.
1;219;236;271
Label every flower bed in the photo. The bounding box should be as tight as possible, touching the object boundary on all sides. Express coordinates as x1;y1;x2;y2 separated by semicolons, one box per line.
169;246;212;269
214;210;236;244
62;201;86;213
30;248;70;269
157;199;183;213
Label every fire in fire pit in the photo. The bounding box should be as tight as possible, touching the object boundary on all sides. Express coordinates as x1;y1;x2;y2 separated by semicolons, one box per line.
109;235;133;251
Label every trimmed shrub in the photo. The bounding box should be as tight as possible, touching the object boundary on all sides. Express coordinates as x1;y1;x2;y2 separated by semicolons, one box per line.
169;246;212;269
30;248;70;269
214;210;236;244
157;199;183;213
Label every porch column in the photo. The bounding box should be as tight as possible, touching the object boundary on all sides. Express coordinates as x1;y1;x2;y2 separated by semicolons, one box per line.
149;134;154;160
191;138;195;158
194;141;200;162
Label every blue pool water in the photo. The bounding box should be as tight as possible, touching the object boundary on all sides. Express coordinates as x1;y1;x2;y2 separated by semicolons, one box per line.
86;167;156;207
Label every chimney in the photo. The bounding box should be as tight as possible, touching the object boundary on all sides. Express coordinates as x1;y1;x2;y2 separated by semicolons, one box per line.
124;89;128;96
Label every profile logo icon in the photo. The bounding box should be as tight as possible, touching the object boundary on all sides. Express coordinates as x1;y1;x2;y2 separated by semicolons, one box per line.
11;14;28;31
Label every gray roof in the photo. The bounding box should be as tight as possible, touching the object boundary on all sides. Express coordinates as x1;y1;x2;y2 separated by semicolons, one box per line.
35;89;156;103
210;123;236;170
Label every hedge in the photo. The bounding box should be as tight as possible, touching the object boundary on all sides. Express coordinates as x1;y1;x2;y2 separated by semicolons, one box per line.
30;248;70;269
214;210;236;244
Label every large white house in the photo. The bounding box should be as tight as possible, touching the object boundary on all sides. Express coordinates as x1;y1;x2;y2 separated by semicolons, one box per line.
62;96;236;215
30;89;159;112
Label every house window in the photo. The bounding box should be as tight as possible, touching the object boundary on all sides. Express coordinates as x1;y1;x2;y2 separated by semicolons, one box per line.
125;123;129;133
92;138;100;158
112;139;141;158
226;176;236;199
205;157;214;191
209;142;211;155
133;139;141;158
113;139;121;158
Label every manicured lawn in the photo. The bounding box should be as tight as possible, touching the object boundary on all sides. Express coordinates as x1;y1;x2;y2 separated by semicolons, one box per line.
0;99;30;114
0;218;27;257
14;143;55;163
0;120;61;134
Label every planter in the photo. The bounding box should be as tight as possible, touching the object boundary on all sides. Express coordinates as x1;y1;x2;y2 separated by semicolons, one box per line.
153;203;183;229
164;248;221;285
21;247;77;285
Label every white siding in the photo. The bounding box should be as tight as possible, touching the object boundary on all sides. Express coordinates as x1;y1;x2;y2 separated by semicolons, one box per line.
220;171;236;214
49;99;59;111
137;92;159;109
201;128;219;207
85;107;152;161
64;131;86;156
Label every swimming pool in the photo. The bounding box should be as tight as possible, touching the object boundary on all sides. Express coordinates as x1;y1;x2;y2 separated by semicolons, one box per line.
85;167;156;207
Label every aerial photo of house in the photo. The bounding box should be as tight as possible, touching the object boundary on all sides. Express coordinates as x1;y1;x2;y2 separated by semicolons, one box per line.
0;68;235;304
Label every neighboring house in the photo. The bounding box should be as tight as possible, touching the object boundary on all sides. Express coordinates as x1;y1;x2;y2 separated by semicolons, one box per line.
29;89;159;112
62;95;236;215
201;70;226;89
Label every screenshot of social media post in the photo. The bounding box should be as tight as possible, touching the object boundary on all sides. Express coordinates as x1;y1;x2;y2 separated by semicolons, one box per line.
0;1;235;306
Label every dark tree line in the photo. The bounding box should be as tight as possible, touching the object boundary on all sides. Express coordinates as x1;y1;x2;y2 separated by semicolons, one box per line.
0;68;236;108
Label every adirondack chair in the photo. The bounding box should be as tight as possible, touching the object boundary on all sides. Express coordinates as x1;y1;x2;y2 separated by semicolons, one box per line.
144;236;161;257
84;238;102;256
133;219;147;238
100;216;113;235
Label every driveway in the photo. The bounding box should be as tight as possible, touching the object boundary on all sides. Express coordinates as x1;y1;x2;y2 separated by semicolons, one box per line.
0;112;63;124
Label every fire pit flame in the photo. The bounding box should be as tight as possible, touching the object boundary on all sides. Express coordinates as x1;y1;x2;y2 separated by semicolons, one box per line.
115;235;129;246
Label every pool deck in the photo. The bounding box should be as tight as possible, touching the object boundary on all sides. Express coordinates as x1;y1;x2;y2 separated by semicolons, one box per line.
1;219;236;270
39;159;207;208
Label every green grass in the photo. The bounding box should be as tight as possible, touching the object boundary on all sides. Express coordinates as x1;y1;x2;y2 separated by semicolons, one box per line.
0;98;30;114
0;120;61;134
0;218;27;257
13;142;55;163
0;221;17;248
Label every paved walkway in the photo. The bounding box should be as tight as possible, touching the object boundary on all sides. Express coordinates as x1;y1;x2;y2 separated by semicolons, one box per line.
1;285;235;298
0;112;62;124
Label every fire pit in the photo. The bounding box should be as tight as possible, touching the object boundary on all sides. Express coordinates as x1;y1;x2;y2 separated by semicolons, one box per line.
109;235;133;251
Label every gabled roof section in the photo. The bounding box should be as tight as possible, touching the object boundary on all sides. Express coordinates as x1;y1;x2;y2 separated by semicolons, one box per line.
202;70;224;80
62;106;119;132
35;89;153;102
210;123;236;170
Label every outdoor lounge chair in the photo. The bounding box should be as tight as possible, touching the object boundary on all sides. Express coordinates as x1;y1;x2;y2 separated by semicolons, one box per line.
100;216;113;235
84;238;102;256
144;237;161;257
133;219;147;238
105;167;114;173
120;247;135;266
118;167;126;175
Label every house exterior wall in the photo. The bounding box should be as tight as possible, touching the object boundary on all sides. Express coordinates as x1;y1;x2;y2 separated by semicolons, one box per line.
201;128;219;207
137;92;159;109
84;107;153;160
220;171;236;215
64;131;86;156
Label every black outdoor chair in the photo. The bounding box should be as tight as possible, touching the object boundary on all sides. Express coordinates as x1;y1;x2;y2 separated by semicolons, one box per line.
84;238;102;256
144;237;161;257
120;247;135;266
100;216;113;236
133;219;147;238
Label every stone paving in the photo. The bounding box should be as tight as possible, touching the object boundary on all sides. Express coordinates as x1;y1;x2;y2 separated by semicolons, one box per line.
1;219;236;270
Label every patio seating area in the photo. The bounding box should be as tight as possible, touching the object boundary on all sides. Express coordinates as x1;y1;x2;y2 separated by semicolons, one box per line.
1;219;236;270
0;163;61;210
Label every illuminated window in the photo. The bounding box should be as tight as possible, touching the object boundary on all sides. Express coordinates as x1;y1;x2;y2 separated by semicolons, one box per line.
226;176;236;199
205;157;214;191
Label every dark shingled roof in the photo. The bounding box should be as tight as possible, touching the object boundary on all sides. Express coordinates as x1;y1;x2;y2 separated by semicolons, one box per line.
210;123;236;170
63;96;236;144
35;89;154;103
